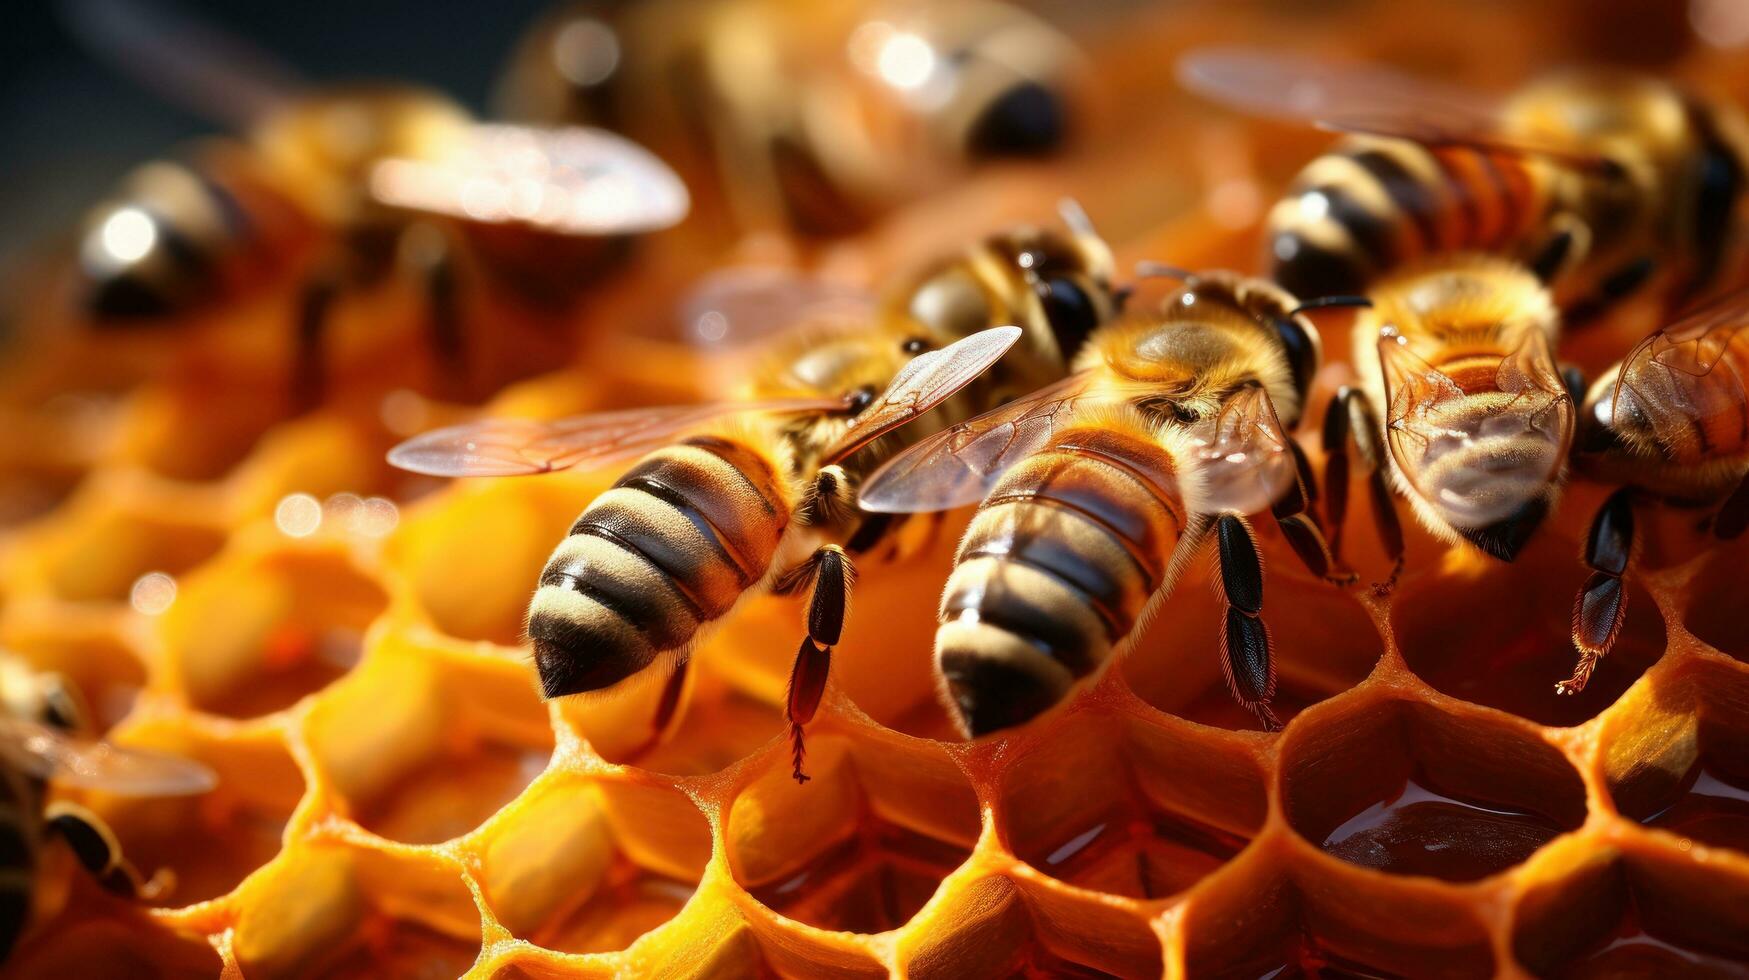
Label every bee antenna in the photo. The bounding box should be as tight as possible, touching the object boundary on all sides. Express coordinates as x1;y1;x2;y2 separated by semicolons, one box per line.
1057;197;1097;239
1133;261;1198;284
1289;295;1373;316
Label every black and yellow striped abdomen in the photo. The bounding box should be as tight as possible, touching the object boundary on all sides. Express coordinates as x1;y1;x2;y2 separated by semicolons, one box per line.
936;421;1191;736
1266;137;1558;298
528;434;793;699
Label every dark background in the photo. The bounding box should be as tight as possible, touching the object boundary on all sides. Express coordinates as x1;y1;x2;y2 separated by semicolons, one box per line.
0;0;556;267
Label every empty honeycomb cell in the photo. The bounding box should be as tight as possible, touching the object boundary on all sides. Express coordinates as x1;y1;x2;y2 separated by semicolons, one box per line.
1006;864;1163;978
7;477;227;602
217;413;388;522
72;720;305;906
1681;535;1749;659
387;472;609;645
1000;703;1266;901
1282;695;1587;883
1392;533;1666;727
478;774;706;955
557;658;784;777
229;843;483;979
1118;549;1384;731
726;735;976;934
1604;661;1749;855
304;643;553;845
1515;848;1749;976
156;545;387;719
0;613;146;731
111;381;292;483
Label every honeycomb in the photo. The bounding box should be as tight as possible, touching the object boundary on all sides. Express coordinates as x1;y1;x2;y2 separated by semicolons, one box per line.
3;2;1749;977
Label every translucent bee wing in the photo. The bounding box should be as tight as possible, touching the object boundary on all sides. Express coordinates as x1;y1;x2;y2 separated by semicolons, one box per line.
671;267;878;349
1178;47;1503;132
1381;328;1572;528
370;123;690;236
1177;47;1614;169
1184;385;1299;516
388;397;846;477
1611;290;1749;457
822;326;1024;463
62;0;304;127
858;371;1099;513
0;718;216;796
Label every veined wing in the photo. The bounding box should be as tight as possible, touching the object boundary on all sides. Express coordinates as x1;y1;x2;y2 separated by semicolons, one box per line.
822;326;1023;463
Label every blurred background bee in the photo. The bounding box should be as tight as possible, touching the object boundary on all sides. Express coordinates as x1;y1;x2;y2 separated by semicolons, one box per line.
43;0;689;409
862;268;1334;736
0;652;214;960
390;207;1119;779
494;0;1081;243
1562;289;1749;695
1178;48;1749;323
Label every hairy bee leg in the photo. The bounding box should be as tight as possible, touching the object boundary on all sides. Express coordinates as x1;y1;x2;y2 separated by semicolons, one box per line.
291;268;342;413
1322;386;1405;584
1215;515;1281;731
1560;488;1635;696
1274;438;1353;585
413;230;465;400
1713;471;1749;541
776;545;855;783
43;802;162;900
1565;256;1656;327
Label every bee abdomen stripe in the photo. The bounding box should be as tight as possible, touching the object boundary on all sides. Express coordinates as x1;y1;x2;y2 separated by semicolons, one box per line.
540;535;701;650
1351;148;1442;255
615;442;789;574
567;520;713;622
944;559;1099;674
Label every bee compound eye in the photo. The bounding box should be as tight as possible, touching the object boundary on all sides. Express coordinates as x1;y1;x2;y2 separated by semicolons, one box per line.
967;80;1066;159
902;337;930;354
847;386;877;413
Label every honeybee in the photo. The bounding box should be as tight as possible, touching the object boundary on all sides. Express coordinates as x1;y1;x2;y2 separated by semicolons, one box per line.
1319;257;1577;576
1559;289;1749;694
495;0;1079;239
1178;48;1749;317
860;269;1337;736
389;210;1120;779
62;0;688;405
0;653;215;959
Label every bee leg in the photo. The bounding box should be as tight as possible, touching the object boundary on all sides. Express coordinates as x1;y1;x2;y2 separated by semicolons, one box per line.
775;545;855;783
291;267;343;413
1565;256;1656;327
804;464;858;528
402;225;466;400
1713;472;1749;541
43;801;167;900
1322;386;1404;586
1560;364;1587;408
1215;515;1281;731
1274;439;1353;586
1561;488;1635;695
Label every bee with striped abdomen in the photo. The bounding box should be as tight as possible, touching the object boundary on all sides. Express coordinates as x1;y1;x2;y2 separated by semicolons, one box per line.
0;653;215;959
1178;48;1749;319
389;209;1119;779
62;0;688;405
861;269;1338;736
1559;289;1749;694
495;0;1079;239
1318;257;1577;579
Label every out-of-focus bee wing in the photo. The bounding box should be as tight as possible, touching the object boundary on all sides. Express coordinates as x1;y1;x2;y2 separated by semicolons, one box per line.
0;718;215;796
1612;290;1749;447
1177;47;1612;168
61;0;303;127
671;267;878;349
823;326;1024;463
1185;384;1300;516
370;124;690;236
1178;47;1502;132
388;397;846;478
858;371;1099;513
